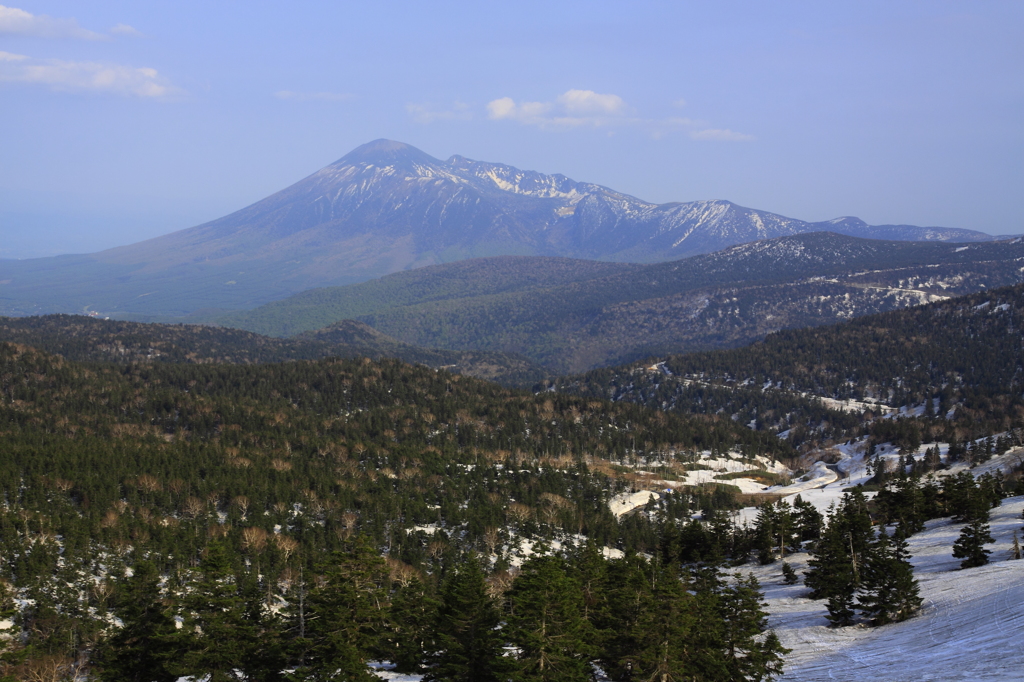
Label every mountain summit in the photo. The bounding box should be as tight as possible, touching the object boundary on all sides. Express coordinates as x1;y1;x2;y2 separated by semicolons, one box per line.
0;140;999;317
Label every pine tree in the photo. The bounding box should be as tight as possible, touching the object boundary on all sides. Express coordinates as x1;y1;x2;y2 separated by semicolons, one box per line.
386;577;437;675
423;554;509;682
804;492;872;627
623;563;698;682
169;543;265;682
781;562;798;585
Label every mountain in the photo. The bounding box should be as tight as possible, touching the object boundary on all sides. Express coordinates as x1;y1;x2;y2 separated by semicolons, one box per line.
0;140;1004;318
0;314;545;384
552;283;1024;449
213;233;1024;374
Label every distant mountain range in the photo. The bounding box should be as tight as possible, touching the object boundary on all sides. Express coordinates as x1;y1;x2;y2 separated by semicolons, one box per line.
0;139;1010;318
212;232;1024;374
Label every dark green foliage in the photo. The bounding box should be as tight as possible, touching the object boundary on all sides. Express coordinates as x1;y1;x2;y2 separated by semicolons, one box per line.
804;491;875;627
423;554;509;682
291;541;390;681
505;556;595;682
781;562;798;585
169;543;274;682
952;518;995;569
92;560;178;682
857;528;922;625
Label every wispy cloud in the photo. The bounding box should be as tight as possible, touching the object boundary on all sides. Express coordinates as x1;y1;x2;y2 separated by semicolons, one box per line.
406;101;473;124
0;4;105;39
690;128;755;141
486;89;754;140
274;90;355;102
0;51;180;98
109;23;142;37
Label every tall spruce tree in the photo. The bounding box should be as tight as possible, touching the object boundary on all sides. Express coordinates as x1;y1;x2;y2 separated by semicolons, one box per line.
169;543;264;682
804;491;873;627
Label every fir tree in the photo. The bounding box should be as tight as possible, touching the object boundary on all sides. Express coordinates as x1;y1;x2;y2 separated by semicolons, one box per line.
423;554;509;682
505;555;595;682
952;517;994;569
291;539;391;682
857;527;922;625
622;563;697;682
92;560;178;682
169;543;269;682
781;562;798;585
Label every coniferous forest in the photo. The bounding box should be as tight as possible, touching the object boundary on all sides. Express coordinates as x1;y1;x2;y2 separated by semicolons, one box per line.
0;341;793;680
0;284;1022;680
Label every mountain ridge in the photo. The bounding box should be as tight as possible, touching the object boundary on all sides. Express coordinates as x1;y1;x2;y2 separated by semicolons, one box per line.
0;139;1005;318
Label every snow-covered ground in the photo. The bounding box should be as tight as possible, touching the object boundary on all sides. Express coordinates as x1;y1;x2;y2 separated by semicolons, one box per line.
747;496;1024;682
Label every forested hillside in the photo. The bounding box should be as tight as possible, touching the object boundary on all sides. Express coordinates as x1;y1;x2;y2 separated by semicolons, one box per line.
0;314;544;384
212;233;1024;373
0;343;796;679
553;284;1024;451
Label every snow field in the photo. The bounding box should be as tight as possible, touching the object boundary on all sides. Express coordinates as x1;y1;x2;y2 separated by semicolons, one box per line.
748;496;1024;681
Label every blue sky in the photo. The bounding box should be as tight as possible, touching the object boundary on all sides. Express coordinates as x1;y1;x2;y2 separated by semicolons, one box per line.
1;1;1021;258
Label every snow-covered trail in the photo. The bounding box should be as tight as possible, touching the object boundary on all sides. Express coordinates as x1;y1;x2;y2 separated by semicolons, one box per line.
750;496;1024;681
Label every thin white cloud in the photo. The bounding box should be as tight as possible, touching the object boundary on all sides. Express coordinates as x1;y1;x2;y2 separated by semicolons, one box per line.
407;101;473;124
275;90;355;102
0;52;180;98
0;4;105;40
690;128;755;141
485;90;754;141
109;23;142;37
557;89;625;115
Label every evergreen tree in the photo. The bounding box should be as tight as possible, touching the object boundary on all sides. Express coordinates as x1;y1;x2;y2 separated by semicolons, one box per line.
781;562;798;585
952;517;994;569
505;555;595;682
169;543;268;682
422;554;509;682
291;539;391;681
386;577;437;675
621;563;698;682
793;495;823;543
92;560;178;682
804;492;872;627
857;527;922;625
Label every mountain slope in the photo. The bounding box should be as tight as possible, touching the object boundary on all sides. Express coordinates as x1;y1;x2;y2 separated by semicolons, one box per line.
0;140;1003;318
215;233;1024;374
552;283;1024;444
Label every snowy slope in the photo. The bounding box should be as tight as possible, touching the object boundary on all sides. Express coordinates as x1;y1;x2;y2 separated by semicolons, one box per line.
751;496;1024;682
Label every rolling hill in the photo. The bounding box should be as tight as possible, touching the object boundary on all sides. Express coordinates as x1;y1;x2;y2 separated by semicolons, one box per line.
213;233;1024;374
